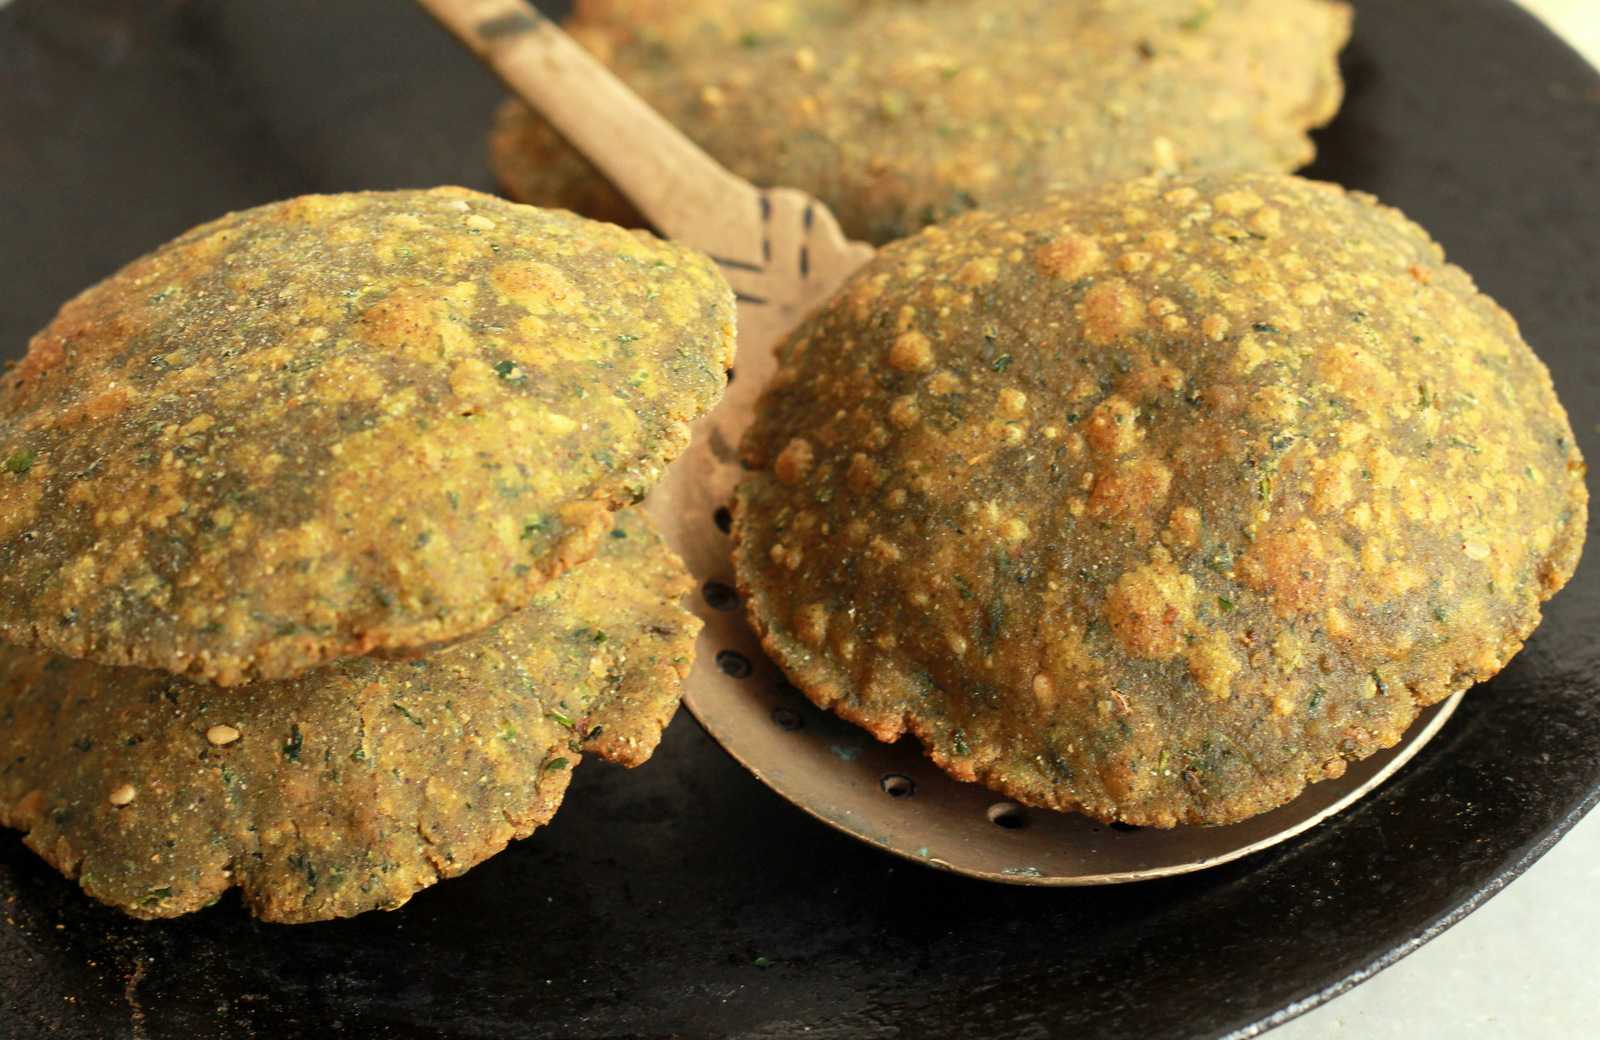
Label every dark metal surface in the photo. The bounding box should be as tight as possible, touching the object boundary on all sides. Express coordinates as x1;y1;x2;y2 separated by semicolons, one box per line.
1;1;1597;1037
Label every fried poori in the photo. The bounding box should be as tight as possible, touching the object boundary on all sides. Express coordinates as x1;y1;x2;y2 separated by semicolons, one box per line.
491;0;1352;243
0;188;735;685
0;510;697;922
734;173;1588;827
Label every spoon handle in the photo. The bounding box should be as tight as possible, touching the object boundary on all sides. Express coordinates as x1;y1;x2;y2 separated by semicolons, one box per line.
417;0;762;257
416;0;872;312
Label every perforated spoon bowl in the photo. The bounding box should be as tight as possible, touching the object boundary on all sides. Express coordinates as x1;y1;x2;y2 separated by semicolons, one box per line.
418;0;1463;883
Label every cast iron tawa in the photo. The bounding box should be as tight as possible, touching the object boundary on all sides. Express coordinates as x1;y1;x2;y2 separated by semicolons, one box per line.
1;2;1596;1037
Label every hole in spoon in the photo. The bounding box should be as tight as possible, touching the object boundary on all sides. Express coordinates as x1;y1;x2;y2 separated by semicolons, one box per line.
713;507;733;533
880;774;916;799
771;706;803;731
702;581;739;611
716;650;752;678
987;802;1027;830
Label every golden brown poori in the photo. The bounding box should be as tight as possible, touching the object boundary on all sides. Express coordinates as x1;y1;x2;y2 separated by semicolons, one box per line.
492;0;1352;243
734;172;1588;827
0;188;735;686
0;510;697;922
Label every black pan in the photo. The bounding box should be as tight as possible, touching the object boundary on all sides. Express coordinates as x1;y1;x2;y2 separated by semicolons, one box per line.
1;2;1596;1037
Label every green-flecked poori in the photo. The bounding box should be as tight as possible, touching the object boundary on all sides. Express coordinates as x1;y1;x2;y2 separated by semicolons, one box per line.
0;188;735;685
0;510;697;922
734;172;1588;827
491;0;1352;244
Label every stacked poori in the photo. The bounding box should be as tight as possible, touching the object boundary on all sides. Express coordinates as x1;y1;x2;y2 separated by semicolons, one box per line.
734;172;1587;827
490;0;1352;244
0;187;735;919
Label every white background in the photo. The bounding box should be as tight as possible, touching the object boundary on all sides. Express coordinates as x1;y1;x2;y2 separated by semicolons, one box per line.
1275;2;1599;1037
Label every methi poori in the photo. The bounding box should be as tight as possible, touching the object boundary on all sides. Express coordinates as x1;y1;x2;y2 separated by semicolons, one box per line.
0;188;735;686
0;510;698;922
491;0;1353;243
734;172;1588;827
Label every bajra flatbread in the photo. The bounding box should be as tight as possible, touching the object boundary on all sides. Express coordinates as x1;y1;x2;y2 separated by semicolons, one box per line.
0;510;698;922
0;188;734;685
735;173;1587;826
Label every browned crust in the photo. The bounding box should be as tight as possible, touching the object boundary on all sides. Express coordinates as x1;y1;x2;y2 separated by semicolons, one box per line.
488;98;644;228
0;510;700;922
492;0;1354;244
0;188;734;685
733;172;1587;827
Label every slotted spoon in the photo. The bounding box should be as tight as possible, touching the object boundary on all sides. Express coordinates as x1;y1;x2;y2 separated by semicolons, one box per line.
418;0;1462;884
